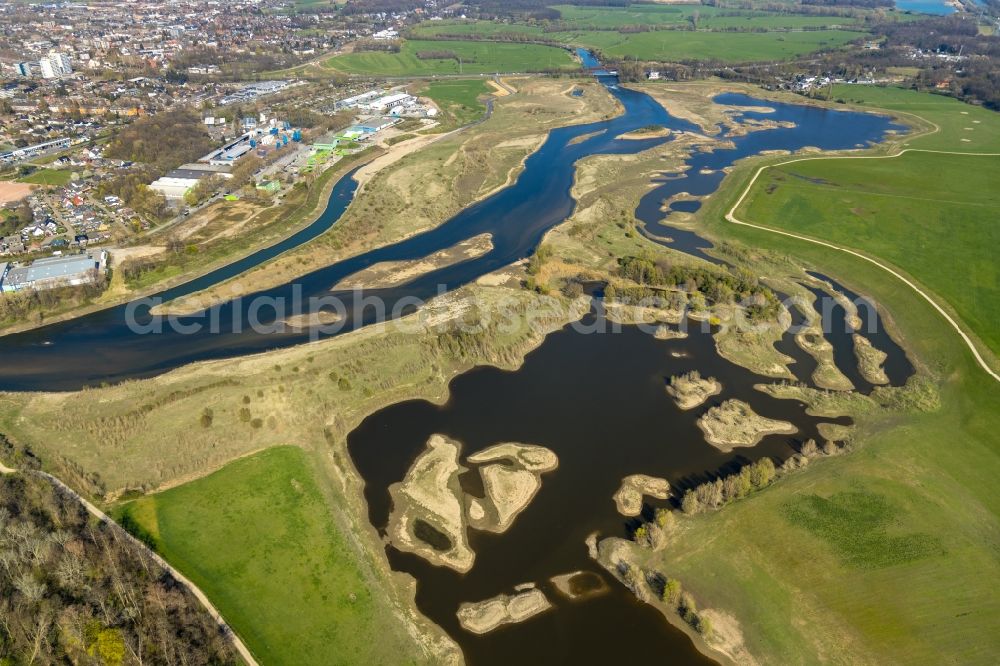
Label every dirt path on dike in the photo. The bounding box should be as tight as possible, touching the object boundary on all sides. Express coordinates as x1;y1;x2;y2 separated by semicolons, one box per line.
726;146;1000;383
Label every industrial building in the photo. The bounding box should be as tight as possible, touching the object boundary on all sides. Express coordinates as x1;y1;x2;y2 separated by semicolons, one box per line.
360;92;415;114
0;251;106;293
149;175;201;202
334;90;384;111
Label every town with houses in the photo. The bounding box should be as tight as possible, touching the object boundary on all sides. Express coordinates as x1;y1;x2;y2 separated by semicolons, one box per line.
0;0;451;295
0;0;990;299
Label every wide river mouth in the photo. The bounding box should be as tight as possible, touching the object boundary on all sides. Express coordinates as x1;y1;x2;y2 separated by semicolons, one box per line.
2;55;914;663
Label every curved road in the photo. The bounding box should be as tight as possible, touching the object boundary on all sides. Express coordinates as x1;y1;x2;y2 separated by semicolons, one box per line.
726;147;1000;383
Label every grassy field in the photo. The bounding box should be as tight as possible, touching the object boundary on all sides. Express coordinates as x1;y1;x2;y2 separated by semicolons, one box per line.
410;20;865;63
560;28;866;62
594;83;1000;664
554;4;861;30
740;151;1000;359
830;85;1000;151
18;168;72;186
417;78;490;127
326;40;576;75
113;446;429;665
736;87;1000;360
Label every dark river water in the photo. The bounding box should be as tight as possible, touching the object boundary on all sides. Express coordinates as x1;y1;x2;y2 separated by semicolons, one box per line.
0;67;903;392
2;52;914;664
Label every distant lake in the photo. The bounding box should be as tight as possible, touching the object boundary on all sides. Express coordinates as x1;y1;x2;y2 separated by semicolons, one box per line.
896;0;955;14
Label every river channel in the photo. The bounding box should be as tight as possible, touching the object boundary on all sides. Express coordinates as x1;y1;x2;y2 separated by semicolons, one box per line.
0;59;904;391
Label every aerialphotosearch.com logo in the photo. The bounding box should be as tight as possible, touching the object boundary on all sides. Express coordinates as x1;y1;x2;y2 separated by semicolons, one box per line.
122;283;882;341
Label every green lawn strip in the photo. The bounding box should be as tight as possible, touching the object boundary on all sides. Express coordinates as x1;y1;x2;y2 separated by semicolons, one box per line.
113;446;426;665
17;168;73;186
631;146;1000;663
327;40;576;75
739;151;1000;358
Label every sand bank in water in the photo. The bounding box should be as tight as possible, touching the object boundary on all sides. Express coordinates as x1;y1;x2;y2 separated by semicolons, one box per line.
387;434;474;572
697;399;796;452
613;474;671;517
457;588;552;634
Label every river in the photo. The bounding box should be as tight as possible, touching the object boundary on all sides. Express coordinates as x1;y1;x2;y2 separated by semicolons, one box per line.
2;54;915;664
0;62;903;392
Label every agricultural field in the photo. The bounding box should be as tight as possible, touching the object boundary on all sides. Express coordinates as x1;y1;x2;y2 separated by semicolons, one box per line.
416;78;491;127
557;28;867;62
411;22;865;63
17;167;72;186
113;446;430;665
737;87;1000;358
325;39;576;76
550;3;862;30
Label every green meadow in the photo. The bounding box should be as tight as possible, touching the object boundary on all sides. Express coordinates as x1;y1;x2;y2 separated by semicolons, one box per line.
326;39;576;75
551;3;860;30
560;28;866;62
737;87;1000;359
411;19;865;63
830;84;1000;151
741;151;1000;358
114;446;428;665
418;78;491;127
18;168;72;186
620;88;1000;663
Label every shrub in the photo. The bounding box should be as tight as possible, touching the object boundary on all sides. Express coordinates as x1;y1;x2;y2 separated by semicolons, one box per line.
662;578;682;606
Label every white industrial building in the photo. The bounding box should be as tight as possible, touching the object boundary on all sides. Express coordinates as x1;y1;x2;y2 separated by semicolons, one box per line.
360;92;415;113
149;176;200;202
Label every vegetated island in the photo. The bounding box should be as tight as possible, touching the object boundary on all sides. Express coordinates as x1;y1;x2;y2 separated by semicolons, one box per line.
666;370;722;410
697;399;797;452
388;438;557;570
456;587;553;635
466;442;558;533
332;233;494;291
613;474;671;517
617;124;671;140
853;334;890;385
387;434;475;573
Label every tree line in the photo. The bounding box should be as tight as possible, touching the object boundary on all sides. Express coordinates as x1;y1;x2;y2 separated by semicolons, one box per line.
0;436;239;665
